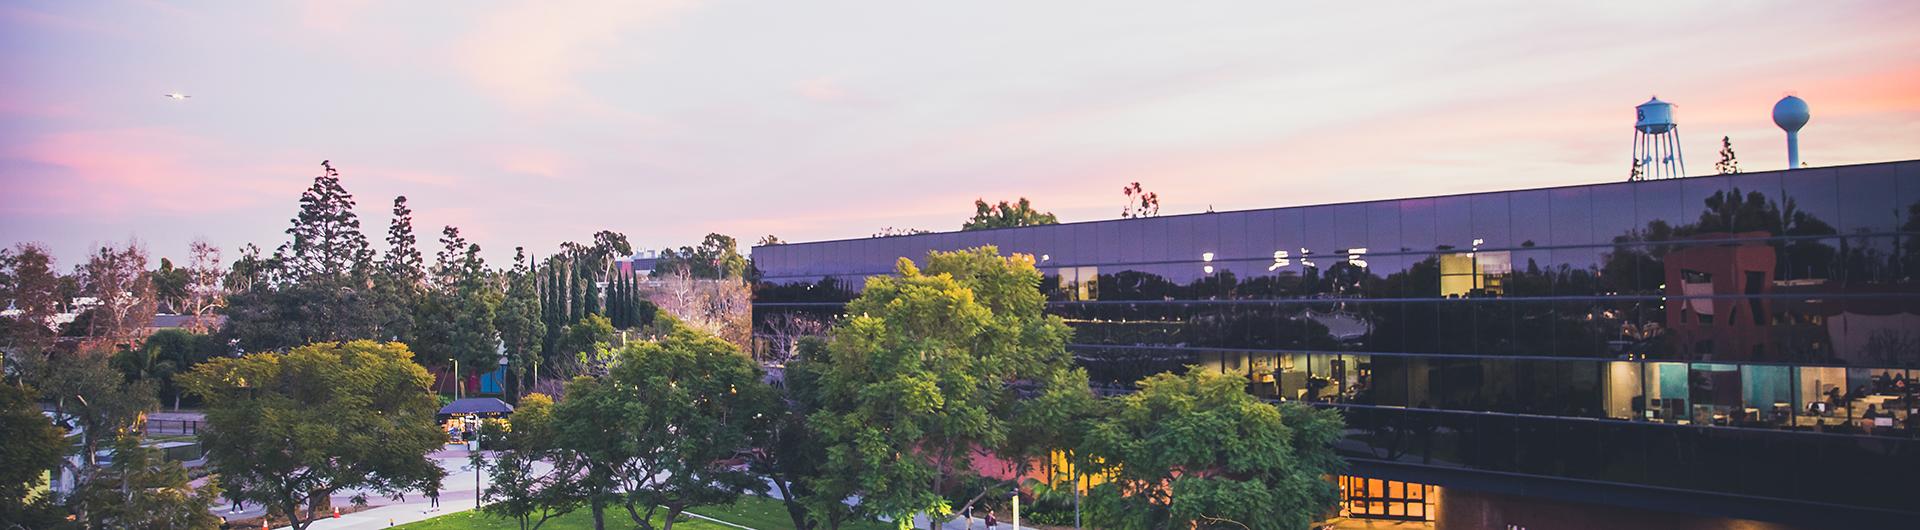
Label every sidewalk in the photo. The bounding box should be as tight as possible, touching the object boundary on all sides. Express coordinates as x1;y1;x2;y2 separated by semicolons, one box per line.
209;444;501;530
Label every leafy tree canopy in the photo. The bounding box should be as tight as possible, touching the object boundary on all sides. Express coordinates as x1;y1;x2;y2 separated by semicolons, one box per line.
809;246;1074;527
1082;368;1345;530
654;233;749;280
963;197;1059;231
0;383;65;514
181;340;446;530
70;436;223;529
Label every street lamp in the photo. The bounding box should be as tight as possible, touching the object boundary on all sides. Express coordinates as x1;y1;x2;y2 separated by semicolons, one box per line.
1011;488;1021;530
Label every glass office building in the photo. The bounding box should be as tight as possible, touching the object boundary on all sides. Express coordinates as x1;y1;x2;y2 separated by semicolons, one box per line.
752;160;1919;528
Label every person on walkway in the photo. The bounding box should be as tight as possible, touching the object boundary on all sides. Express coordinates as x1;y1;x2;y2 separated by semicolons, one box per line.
984;512;997;529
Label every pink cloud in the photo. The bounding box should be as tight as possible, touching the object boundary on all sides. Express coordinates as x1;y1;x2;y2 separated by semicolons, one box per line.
496;148;571;180
0;4;111;34
451;0;693;111
0;128;298;217
794;77;852;103
361;167;463;188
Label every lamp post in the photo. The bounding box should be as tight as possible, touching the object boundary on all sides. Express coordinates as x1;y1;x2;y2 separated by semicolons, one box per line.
1011;488;1021;530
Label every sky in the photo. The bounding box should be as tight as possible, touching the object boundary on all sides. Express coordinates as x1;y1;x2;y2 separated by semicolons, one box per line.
3;1;1918;268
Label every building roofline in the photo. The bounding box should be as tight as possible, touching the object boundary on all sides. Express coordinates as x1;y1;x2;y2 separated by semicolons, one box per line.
753;158;1918;251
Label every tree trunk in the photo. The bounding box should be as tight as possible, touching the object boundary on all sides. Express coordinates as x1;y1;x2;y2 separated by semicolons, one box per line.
661;507;681;530
774;475;811;530
590;498;607;530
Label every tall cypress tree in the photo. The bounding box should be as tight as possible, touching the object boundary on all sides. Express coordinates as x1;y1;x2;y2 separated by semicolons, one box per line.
567;260;583;323
581;265;600;316
539;257;562;360
616;271;631;327
611;270;625;328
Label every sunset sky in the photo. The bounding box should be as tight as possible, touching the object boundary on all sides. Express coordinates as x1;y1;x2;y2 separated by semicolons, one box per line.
4;1;1918;267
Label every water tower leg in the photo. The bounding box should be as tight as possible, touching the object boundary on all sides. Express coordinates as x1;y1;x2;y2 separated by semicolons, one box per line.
1671;127;1687;177
1786;131;1800;169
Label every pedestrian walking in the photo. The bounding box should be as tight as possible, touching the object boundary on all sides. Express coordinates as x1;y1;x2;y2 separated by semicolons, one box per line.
985;511;998;529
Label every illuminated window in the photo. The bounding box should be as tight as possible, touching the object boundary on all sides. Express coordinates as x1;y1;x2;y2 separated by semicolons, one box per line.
1439;250;1511;297
1339;475;1436;522
1057;266;1099;301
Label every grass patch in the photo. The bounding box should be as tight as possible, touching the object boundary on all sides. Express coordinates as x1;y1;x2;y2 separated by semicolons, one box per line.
392;495;894;530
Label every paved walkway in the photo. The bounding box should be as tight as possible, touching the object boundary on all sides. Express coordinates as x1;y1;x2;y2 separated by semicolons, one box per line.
209;444;502;530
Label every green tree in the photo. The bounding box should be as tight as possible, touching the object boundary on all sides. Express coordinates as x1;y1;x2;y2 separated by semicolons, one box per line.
1;243;61;349
1121;182;1160;218
17;348;158;500
180;340;447;530
497;248;547;399
277;160;374;281
415;227;502;379
70;436;223;529
568;261;585;323
0;383;66;522
111;328;222;409
448;243;504;380
654;233;749;279
224;162;380;350
558;314;617;377
562;230;633;281
1003;368;1101;526
962;197;1059;231
758;337;858;530
481;393;581;530
580;266;600;316
78;240;157;340
539;257;569;362
1081;369;1345;530
152;257;191;313
552;328;777;530
809;247;1075;529
1715;136;1741;174
373;195;427;343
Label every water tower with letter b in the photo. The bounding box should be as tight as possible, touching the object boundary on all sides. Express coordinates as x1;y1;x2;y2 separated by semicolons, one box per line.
1630;96;1686;180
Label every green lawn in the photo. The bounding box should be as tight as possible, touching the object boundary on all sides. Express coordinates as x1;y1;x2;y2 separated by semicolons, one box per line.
392;495;895;530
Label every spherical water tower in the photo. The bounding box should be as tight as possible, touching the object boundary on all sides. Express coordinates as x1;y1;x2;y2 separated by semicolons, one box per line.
1773;95;1810;169
1631;96;1686;180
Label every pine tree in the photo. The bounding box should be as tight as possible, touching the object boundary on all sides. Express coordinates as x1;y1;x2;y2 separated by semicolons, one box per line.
433;226;469;288
277;160;372;281
228;160;379;348
1716;136;1741;174
382;196;425;285
375;196;425;343
496;248;545;399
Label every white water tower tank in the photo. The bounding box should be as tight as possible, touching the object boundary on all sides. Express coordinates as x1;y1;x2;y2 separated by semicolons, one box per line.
1636;97;1676;134
1773;95;1810;169
1630;96;1686;180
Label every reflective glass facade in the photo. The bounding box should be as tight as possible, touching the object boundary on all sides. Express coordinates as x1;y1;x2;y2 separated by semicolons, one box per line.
753;161;1920;524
